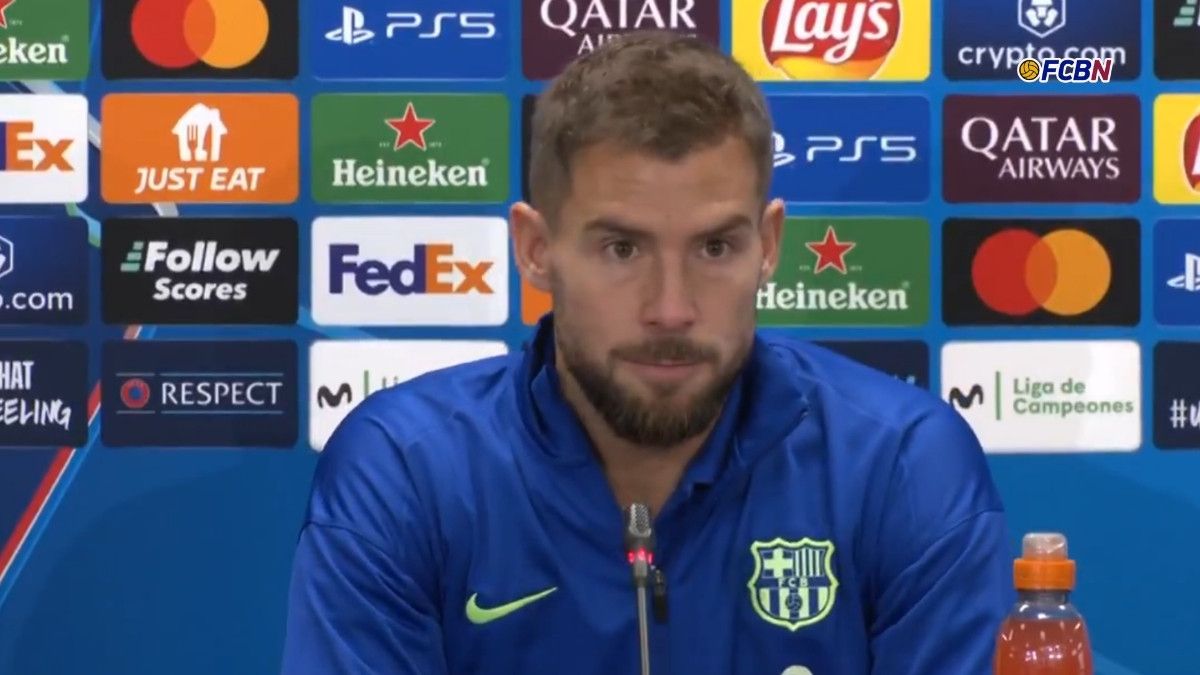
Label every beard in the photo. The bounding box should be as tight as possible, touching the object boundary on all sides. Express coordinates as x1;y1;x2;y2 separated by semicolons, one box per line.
555;324;748;448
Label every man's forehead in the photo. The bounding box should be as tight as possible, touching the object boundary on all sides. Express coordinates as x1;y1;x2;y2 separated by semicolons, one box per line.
580;212;756;239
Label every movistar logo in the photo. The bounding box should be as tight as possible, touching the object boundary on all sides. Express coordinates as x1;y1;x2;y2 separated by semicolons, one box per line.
948;384;985;409
465;586;557;625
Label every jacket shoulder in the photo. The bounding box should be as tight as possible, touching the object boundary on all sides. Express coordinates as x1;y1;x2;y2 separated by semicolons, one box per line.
760;334;949;429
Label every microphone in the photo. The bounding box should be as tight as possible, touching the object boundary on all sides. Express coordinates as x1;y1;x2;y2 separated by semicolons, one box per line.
624;502;655;587
624;503;654;675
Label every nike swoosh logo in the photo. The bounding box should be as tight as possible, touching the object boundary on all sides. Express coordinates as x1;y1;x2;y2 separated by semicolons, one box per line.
465;586;558;625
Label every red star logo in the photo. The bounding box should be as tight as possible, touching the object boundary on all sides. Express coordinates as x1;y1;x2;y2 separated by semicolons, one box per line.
805;226;856;274
385;102;435;151
0;0;15;29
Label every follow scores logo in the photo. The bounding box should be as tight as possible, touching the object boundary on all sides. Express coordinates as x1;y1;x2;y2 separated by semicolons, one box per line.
311;216;509;327
103;0;297;79
941;340;1140;452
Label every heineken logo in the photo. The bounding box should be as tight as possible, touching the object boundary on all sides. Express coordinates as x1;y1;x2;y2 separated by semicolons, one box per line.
330;158;491;189
0;0;87;79
312;94;508;204
758;281;911;312
757;218;929;327
0;34;69;65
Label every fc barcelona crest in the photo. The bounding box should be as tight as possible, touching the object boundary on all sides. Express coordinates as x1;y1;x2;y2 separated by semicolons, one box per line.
747;537;839;631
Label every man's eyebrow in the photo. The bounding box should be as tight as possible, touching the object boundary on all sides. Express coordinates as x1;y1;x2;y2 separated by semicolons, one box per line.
581;217;646;238
702;214;754;237
580;214;755;238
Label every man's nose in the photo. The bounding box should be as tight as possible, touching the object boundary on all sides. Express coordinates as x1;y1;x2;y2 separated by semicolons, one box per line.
641;256;698;331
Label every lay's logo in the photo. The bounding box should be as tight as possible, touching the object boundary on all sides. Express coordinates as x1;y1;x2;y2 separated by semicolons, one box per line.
733;0;929;81
311;216;509;327
0;94;88;203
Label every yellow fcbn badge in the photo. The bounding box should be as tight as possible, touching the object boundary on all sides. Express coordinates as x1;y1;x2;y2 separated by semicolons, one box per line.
747;537;839;631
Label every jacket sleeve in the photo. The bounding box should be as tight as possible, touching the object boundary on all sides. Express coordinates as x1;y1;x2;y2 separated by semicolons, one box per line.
281;408;448;675
867;404;1016;675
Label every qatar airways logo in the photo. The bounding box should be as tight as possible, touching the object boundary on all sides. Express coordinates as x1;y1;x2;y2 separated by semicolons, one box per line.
943;95;1140;203
521;0;720;79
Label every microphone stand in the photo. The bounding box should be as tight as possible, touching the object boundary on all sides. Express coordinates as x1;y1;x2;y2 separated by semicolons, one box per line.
635;571;651;675
625;502;655;675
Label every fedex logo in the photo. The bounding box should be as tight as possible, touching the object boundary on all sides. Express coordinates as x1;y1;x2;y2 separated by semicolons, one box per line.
0;94;87;203
0;121;74;171
1019;57;1114;83
312;217;509;326
328;243;494;295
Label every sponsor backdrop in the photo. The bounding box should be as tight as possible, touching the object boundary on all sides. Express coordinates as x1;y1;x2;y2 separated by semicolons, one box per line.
0;0;1196;673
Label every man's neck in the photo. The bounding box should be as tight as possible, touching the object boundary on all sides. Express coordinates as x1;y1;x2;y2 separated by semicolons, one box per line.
554;350;716;517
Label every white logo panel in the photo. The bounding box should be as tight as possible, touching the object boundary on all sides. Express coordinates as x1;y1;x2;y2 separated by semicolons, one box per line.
309;339;508;451
0;94;88;203
312;216;509;326
941;340;1141;452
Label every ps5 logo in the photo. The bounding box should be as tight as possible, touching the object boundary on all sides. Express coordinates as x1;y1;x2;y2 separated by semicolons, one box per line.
325;5;496;44
803;135;918;163
326;6;376;45
385;12;497;39
773;132;796;168
772;132;917;166
1167;252;1200;292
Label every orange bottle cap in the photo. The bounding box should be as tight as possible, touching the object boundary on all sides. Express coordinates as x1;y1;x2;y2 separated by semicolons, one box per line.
1014;532;1076;591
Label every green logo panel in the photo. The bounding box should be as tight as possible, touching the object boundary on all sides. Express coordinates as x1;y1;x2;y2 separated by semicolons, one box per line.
758;217;929;327
312;94;509;204
0;0;90;80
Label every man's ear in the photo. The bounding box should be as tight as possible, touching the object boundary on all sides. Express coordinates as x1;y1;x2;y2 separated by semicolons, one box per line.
758;197;785;286
510;201;552;293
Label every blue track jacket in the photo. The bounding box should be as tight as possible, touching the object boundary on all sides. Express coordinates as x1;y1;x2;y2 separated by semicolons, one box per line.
283;315;1014;674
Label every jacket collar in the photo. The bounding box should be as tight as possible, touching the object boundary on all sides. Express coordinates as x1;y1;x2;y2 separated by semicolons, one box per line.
514;313;811;488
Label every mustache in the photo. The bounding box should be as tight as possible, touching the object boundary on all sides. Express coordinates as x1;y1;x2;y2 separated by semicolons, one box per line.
611;337;718;363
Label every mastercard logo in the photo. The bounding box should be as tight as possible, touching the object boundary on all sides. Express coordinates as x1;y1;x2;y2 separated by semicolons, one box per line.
131;0;269;70
971;228;1112;317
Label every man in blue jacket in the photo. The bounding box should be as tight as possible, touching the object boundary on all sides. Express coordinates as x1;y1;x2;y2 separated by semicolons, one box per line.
283;31;1014;674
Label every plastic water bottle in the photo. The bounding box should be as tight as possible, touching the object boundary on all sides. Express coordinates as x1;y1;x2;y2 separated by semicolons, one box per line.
993;532;1093;674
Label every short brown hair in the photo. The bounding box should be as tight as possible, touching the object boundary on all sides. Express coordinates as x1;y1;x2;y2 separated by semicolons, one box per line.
527;31;774;222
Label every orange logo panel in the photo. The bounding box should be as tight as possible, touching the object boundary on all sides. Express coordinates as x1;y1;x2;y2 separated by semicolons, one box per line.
521;277;552;326
101;93;298;203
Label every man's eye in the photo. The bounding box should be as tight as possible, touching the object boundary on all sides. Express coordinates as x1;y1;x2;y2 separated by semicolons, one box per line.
704;240;731;258
606;241;637;259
